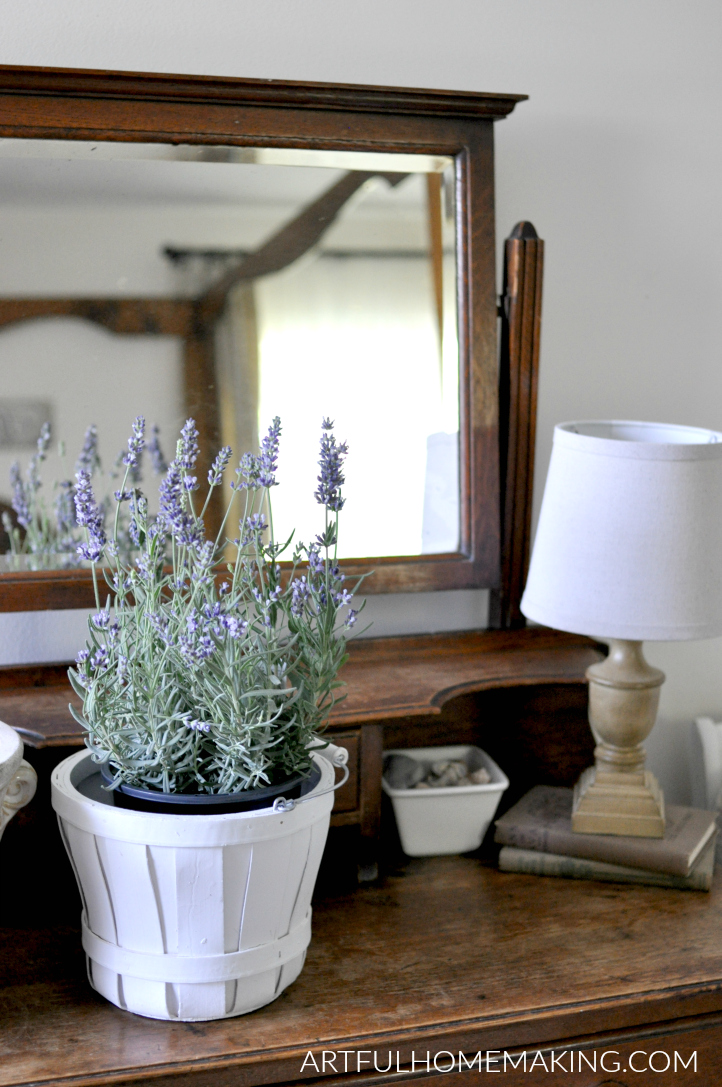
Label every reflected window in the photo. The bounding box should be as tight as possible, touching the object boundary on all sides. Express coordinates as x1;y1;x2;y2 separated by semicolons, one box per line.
0;140;460;564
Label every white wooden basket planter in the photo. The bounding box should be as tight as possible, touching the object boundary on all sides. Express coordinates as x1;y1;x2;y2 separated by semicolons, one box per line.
51;745;346;1022
0;720;37;841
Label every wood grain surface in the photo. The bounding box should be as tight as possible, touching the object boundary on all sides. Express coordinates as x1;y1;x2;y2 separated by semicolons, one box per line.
2;855;722;1087
1;628;600;748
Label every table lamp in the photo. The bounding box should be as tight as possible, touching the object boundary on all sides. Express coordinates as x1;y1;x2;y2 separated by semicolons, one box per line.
521;421;722;837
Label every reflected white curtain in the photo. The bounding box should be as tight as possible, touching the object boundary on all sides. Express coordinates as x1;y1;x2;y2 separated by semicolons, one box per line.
214;283;259;468
255;254;459;558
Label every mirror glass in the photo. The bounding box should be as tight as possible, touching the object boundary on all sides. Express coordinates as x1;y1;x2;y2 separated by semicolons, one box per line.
0;139;459;569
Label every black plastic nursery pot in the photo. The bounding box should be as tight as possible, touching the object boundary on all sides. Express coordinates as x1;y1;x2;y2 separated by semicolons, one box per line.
99;762;322;815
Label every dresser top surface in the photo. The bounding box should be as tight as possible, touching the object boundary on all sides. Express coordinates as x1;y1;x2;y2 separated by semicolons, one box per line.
2;855;722;1087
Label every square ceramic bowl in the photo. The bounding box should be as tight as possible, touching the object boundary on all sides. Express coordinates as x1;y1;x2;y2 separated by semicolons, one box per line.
382;744;509;857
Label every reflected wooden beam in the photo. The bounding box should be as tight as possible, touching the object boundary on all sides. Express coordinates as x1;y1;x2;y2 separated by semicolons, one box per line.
426;173;444;354
0;298;193;336
199;171;408;323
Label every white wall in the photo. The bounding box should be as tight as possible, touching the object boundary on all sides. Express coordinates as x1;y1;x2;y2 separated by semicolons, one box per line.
1;0;721;802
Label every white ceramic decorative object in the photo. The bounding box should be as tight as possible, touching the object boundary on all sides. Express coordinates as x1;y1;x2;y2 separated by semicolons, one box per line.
0;720;37;840
689;717;722;811
51;745;346;1021
382;745;509;857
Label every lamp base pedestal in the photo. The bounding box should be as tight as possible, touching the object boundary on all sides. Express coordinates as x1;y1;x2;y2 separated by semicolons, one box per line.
572;639;666;837
572;766;665;837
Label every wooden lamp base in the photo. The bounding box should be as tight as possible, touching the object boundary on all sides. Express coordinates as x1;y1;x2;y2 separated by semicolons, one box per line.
572;639;666;837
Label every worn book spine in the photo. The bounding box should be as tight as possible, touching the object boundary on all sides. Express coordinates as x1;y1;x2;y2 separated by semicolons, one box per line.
494;816;712;877
498;847;714;891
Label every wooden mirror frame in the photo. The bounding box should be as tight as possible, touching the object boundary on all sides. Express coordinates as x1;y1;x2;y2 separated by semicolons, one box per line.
0;65;526;612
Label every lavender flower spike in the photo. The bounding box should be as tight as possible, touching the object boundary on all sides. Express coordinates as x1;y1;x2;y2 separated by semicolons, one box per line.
123;416;146;471
208;445;232;487
158;458;203;547
75;424;99;476
74;469;107;562
36;422;51;460
178;419;200;472
236;452;260;490
10;463;30;528
314;418;348;512
147;424;168;475
258;417;281;488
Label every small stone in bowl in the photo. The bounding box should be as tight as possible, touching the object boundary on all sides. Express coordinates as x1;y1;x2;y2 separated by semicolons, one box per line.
428;759;469;787
383;753;428;790
468;766;491;785
411;758;492;788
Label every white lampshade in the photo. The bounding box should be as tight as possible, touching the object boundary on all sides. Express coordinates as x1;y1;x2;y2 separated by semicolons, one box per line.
521;421;722;641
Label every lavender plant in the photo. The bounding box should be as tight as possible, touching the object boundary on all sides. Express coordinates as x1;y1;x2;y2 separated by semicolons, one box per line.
68;415;361;795
2;422;90;568
3;421;168;569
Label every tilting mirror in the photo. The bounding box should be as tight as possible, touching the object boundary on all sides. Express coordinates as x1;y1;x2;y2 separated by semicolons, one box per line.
0;139;459;569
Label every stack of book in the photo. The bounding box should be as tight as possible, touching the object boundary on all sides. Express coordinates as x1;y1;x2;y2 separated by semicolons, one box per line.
494;785;717;891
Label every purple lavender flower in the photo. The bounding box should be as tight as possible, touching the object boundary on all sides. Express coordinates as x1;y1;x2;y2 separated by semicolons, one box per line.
36;422;51;460
221;615;248;639
128;493;148;546
158;460;182;523
186;719;211;733
10;463;30;528
241;512;268;546
75;424;99;477
146;611;174;647
307;543;324;574
123;416;145;472
91;646;108;671
75;649;89;666
314;418;348;511
55;479;76;535
112;572;131;593
178;419;200;472
290;576;311;617
258;417;281;488
158;459;203;547
345;609;358;629
135;549;159;582
192;540;213;571
236;452;260;490
208;445;232;487
74;470;107;562
147;425;168;475
179;632;215;667
91;611;111;629
334;588;354;607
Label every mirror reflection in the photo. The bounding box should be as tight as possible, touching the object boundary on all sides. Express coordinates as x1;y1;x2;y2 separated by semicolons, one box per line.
0;140;459;569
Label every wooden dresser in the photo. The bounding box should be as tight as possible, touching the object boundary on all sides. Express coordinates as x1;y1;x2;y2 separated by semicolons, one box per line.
3;628;722;1087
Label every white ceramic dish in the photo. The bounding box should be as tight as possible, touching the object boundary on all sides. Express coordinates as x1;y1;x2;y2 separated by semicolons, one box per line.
382;744;509;857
